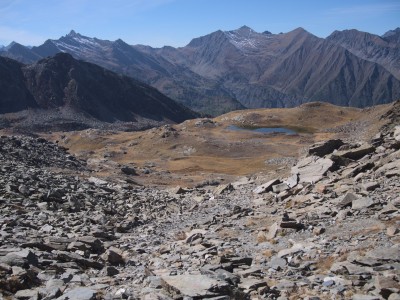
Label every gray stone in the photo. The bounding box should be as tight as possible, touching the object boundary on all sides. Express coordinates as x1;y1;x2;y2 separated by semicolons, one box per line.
161;275;230;298
15;289;39;299
253;179;280;194
284;173;298;188
0;249;38;268
352;295;381;300
214;183;234;195
121;166;137;175
362;182;380;191
220;256;252;267
102;247;125;265
338;192;359;209
266;222;280;240
375;276;400;294
367;245;400;262
292;156;335;183
387;226;399;236
238;278;268;291
352;197;374;210
268;257;287;270
380;203;399;215
106;266;119;276
56;251;104;269
56;287;97;300
333;144;375;160
389;294;400;300
272;183;289;193
308;139;344;157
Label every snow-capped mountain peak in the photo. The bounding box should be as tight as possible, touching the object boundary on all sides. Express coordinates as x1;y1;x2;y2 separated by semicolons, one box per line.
53;30;106;56
224;26;271;52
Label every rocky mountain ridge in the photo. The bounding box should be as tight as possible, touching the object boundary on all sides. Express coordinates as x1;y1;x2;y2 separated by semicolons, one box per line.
1;27;399;115
0;53;198;131
0;102;399;299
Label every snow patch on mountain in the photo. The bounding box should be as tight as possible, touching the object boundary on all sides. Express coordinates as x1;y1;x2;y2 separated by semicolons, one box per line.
224;26;272;52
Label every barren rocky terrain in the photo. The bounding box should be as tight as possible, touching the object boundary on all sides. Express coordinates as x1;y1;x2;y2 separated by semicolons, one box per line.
0;101;399;299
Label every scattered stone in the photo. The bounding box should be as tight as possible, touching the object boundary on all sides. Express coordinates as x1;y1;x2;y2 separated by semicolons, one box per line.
214;183;234;195
121;166;137;175
161;275;230;298
333;143;376;160
387;226;399;236
352;197;374;210
272;183;289;193
291;156;335;183
14;289;39;299
253;179;280;194
313;227;326;235
338;192;359;209
308;139;344;157
102;247;125;266
362;181;380;191
267;222;280;240
56;287;97;300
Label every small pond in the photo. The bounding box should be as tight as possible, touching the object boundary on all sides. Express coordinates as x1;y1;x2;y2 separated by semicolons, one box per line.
227;125;297;135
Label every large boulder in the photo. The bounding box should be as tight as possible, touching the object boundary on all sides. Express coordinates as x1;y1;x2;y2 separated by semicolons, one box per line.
161;274;231;299
308;139;344;157
291;156;335;183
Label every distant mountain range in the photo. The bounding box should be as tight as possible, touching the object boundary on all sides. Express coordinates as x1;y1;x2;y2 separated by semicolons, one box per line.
1;26;400;115
0;53;197;131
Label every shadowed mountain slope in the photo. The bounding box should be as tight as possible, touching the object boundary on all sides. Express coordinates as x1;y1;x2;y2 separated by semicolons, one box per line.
0;53;198;130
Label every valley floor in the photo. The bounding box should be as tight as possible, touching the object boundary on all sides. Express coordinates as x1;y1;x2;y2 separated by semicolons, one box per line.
0;102;399;299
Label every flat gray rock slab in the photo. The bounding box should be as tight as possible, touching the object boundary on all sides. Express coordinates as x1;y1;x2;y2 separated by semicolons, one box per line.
56;287;97;300
366;245;400;262
253;179;280;194
308;139;344;157
292;156;334;183
352;295;381;300
352;197;374;210
161;274;230;298
334;144;375;160
238;278;268;291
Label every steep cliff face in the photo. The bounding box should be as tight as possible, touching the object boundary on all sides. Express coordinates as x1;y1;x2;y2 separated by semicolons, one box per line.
0;56;37;114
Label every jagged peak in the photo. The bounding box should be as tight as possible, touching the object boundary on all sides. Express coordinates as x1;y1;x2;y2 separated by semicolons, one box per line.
382;27;400;38
237;25;253;32
228;25;256;35
292;27;308;33
67;30;80;37
5;41;18;50
115;38;128;45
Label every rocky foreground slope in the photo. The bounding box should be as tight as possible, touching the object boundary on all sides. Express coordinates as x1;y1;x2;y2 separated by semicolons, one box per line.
0;121;399;299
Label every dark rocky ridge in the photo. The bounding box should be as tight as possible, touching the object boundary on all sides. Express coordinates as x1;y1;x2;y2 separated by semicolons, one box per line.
1;27;400;115
327;29;400;80
0;53;198;131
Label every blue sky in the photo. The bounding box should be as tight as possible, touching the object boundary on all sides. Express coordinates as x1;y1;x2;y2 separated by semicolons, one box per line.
0;0;399;47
